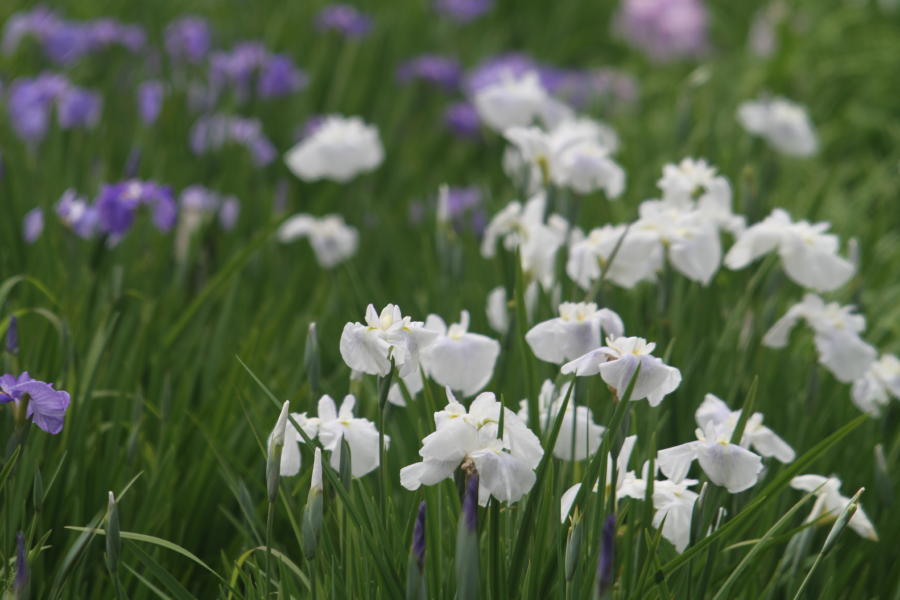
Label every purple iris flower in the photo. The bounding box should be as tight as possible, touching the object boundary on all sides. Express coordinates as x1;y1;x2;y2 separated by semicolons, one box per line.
614;0;709;62
2;8;144;65
56;189;99;238
315;5;373;39
434;0;493;23
444;102;481;139
164;16;211;64
95;180;177;235
258;54;308;99
138;81;165;126
7;74;102;143
23;208;44;244
209;42;306;102
56;87;102;129
190;114;276;167
0;372;71;435
396;54;462;93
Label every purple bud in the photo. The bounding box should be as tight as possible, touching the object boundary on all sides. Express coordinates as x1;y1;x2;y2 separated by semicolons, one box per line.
597;515;615;596
396;54;462;93
23;208;44;244
137;80;165;126
258;54;308;99
413;501;426;571
434;0;493;23
218;197;240;230
315;4;373;39
444;102;481;139
5;316;18;355
463;473;479;533
164;16;211;64
15;531;27;591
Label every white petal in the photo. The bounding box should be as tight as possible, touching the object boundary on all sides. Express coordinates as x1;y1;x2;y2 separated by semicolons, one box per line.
423;334;500;396
560;483;583;523
400;459;459;490
748;426;795;463
813;330;877;383
695;394;732;429
696;443;763;493
657;442;701;482
470;449;536;504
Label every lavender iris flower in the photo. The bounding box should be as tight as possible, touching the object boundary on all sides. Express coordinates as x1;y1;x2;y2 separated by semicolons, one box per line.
190;114;276;167
138;81;165;126
2;8;144;65
56;87;102;129
396;55;462;93
434;0;494;23
164;16;211;63
315;5;373;39
0;372;71;435
23;209;44;244
614;0;709;61
444;102;481;139
95;180;177;235
209;42;306;102
57;189;99;238
7;74;102;143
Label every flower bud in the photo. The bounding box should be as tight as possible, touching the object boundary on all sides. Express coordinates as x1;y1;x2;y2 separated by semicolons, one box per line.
595;514;615;598
305;322;320;396
5;316;18;355
564;511;584;581
267;401;290;503
455;473;480;600
106;491;121;575
15;531;28;597
301;448;324;560
406;501;427;600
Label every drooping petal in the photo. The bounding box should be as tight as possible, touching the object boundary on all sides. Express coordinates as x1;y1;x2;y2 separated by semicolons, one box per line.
400;459;459;490
696;443;763;493
470;448;537;505
748;425;795;463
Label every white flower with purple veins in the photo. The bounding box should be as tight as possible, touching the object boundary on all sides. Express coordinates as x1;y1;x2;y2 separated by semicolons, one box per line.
567;225;663;290
790;474;877;540
658;421;764;493
762;293;876;383
285;115;384;182
737;96;818;157
481;194;568;288
277;213;359;269
695;394;795;463
339;304;438;378
852;354;900;416
562;336;681;406
420;311;500;396
525;302;624;364
520;380;605;461
725;208;855;292
503;118;624;197
656;158;745;235
278;394;387;478
400;390;543;505
472;70;548;132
